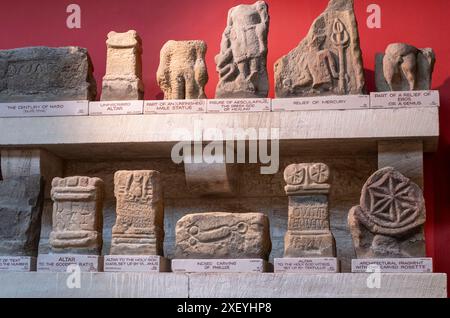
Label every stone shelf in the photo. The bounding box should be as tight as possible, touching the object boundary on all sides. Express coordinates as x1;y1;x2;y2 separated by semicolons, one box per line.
0;272;446;298
0;106;439;159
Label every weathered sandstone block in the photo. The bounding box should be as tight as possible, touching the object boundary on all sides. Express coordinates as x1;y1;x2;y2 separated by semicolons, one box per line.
0;46;96;102
0;175;44;256
348;167;426;258
283;163;336;257
215;1;269;98
111;171;164;255
157;40;208;100
274;0;365;97
376;43;435;91
101;30;144;100
49;176;104;255
175;212;271;260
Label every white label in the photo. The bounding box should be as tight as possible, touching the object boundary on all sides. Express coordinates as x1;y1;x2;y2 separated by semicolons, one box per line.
89;100;143;115
272;95;369;112
0;256;36;272
370;90;439;108
104;255;169;272
0;100;89;117
207;99;271;113
37;254;102;272
144;99;207;114
352;258;433;273
171;259;267;273
274;258;339;273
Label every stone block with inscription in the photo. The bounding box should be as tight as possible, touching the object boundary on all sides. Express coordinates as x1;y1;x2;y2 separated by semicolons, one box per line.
157;40;208;100
0;46;96;102
376;43;435;92
175;212;271;260
274;0;366;97
215;1;269;98
0;175;44;257
283;163;336;257
111;171;164;255
101;31;144;101
49;177;104;255
348;167;426;258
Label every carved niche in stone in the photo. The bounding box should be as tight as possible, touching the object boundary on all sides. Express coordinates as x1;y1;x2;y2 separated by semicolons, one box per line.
49;177;104;255
0;46;96;102
215;1;269;98
0;175;44;257
274;0;366;97
111;171;164;255
348;167;426;258
157;40;208;100
376;43;436;92
283;163;336;257
175;212;271;260
101;30;144;100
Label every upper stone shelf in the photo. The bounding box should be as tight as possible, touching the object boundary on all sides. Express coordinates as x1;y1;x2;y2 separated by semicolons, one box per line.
0;106;439;160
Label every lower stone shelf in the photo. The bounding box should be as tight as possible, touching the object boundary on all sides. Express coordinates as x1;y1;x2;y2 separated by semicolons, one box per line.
0;272;446;298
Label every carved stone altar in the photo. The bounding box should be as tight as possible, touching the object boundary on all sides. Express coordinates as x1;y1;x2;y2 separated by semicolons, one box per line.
283;163;336;257
376;43;436;92
101;30;144;101
175;212;271;260
157;40;208;100
0;46;96;102
110;171;164;255
0;175;44;257
348;167;426;258
49;177;104;255
274;0;365;97
215;1;269;98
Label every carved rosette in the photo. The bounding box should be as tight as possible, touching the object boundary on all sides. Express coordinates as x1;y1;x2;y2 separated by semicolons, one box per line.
349;167;426;258
284;163;330;195
356;167;425;236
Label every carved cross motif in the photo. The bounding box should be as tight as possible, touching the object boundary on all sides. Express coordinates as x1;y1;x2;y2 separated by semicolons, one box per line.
367;172;419;227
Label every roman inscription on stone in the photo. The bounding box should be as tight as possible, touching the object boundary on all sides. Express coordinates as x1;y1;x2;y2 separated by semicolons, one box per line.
348;167;426;258
275;0;366;97
0;175;44;257
110;171;164;256
0;46;96;102
49;177;104;255
215;1;269;98
175;212;271;260
376;43;435;92
283;163;336;257
157;40;208;100
101;30;144;100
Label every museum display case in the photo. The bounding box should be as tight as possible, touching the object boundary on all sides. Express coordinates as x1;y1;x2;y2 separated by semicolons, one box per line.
0;0;448;298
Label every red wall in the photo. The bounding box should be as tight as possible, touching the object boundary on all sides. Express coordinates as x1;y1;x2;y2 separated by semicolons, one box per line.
1;0;449;291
